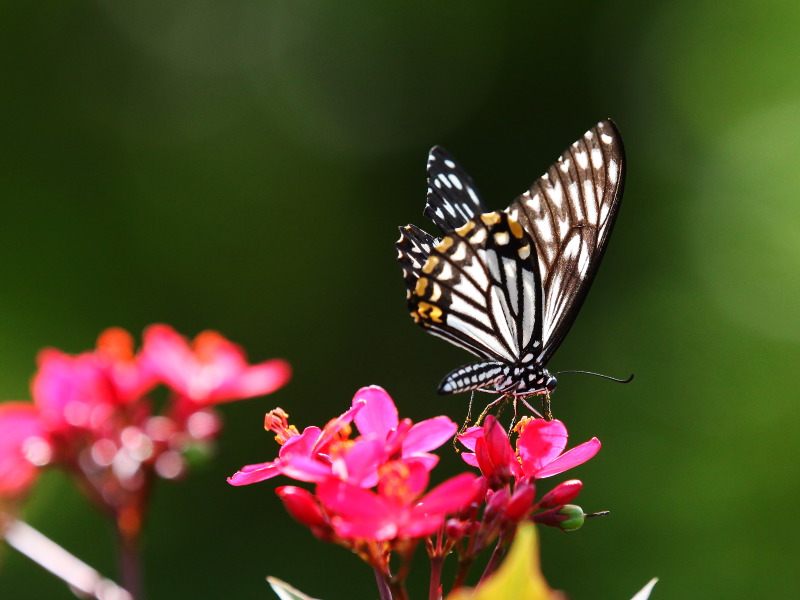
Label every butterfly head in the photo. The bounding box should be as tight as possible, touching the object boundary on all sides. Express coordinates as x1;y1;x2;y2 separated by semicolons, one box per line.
510;366;556;396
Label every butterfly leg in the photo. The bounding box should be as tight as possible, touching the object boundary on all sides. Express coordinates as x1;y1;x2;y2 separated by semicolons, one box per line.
474;394;509;427
453;392;478;450
541;394;553;421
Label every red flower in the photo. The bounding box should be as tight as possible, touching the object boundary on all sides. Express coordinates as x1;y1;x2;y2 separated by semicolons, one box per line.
141;325;291;406
0;403;51;497
316;460;478;541
459;417;600;480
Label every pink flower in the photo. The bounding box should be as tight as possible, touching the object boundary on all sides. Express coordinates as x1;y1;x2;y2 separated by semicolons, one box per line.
141;325;291;406
459;417;600;480
516;419;601;479
228;386;457;488
349;386;457;475
33;349;121;435
0;403;51;497
32;329;157;436
316;460;478;541
227;404;363;486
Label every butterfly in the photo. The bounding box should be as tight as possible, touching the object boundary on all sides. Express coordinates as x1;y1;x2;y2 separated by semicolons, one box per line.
396;120;625;408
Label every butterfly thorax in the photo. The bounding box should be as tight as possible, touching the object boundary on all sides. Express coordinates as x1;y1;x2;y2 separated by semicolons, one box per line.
495;364;557;396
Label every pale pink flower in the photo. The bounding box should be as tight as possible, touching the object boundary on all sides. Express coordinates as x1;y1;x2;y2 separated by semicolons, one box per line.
142;324;291;406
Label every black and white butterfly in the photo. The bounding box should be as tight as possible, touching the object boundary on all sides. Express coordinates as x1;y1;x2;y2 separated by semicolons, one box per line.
396;120;625;403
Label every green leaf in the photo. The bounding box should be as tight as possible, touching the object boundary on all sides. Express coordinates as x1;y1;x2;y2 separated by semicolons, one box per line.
445;523;552;600
267;577;322;600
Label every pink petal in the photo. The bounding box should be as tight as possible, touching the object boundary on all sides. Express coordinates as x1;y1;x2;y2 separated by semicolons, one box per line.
279;456;334;483
352;386;398;438
534;438;601;478
0;403;49;496
403;453;439;472
311;403;363;453
414;473;479;514
334;438;385;487
517;419;568;474
457;426;484;452
484;417;514;475
461;452;479;468
212;359;291;402
141;324;195;394
403;416;457;455
317;479;397;540
279;426;323;458
398;512;445;539
227;461;280;486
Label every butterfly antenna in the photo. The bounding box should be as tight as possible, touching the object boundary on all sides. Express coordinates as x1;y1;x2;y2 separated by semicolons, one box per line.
556;370;634;384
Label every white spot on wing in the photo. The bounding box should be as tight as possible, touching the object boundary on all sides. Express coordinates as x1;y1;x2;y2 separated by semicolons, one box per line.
444;159;455;168
608;160;619;184
448;174;463;190
536;216;553;243
451;241;467;261
494;231;510;246
549;181;565;208
469;227;487;244
575;151;589;169
591;148;603;169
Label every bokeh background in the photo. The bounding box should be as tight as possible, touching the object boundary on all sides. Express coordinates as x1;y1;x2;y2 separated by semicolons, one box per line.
2;1;800;599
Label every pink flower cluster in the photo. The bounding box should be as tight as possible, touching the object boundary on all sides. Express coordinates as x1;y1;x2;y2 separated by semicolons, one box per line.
0;325;290;536
455;415;600;537
229;386;478;543
229;386;601;597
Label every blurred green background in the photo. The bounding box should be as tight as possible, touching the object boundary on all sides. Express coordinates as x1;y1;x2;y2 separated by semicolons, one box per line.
2;1;800;599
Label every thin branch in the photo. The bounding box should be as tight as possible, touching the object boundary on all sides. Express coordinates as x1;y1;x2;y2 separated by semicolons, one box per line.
4;519;133;600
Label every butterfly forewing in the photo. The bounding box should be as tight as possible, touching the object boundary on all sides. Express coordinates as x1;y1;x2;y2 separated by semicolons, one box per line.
424;146;489;232
397;120;625;397
397;224;438;299
507;120;625;362
407;212;542;370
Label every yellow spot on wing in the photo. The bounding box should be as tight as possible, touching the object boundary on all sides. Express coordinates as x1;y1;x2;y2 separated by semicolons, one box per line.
508;218;524;239
481;212;501;226
436;236;454;252
417;301;443;323
422;256;440;274
455;220;476;235
414;277;429;297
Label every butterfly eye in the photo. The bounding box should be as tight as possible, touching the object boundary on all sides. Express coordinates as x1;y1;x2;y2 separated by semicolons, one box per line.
545;376;557;394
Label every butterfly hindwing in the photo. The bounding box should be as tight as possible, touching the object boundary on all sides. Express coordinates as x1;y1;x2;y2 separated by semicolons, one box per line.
506;120;625;361
407;212;543;372
397;120;625;397
424;146;489;233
